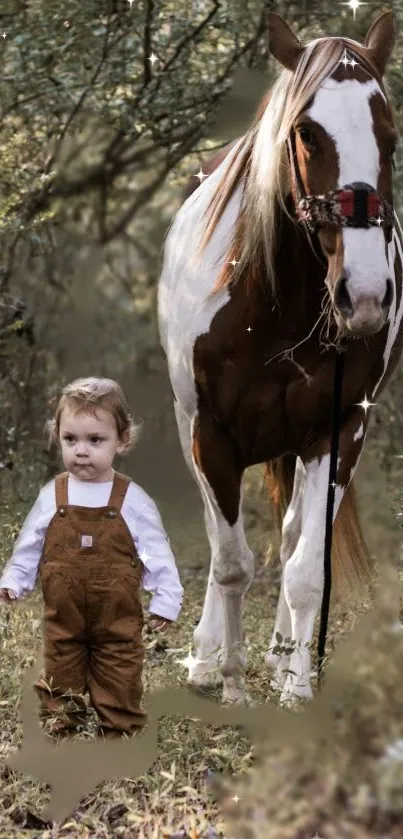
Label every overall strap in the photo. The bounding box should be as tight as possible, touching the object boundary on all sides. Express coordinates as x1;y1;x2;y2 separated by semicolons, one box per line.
55;472;69;507
108;472;130;511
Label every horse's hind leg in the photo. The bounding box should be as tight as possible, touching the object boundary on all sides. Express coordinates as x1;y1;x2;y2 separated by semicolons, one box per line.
264;457;306;691
189;405;254;704
173;399;224;685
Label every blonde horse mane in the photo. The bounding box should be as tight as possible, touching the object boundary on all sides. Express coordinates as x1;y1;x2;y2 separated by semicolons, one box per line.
197;35;387;300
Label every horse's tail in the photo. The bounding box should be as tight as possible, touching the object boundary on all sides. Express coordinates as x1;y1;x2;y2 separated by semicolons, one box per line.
264;455;373;599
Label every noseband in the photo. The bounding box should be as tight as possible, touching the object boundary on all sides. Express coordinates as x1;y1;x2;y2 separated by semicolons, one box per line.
288;131;394;243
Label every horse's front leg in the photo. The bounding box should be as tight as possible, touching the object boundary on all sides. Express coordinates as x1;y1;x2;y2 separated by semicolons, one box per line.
280;418;368;705
265;457;306;690
190;409;254;704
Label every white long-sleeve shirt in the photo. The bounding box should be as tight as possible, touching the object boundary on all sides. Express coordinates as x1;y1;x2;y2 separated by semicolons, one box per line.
0;474;184;622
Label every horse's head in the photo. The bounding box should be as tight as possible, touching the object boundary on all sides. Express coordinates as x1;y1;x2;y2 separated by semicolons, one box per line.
269;11;397;336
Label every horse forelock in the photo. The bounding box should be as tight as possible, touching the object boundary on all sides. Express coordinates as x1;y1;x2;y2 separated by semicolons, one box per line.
200;34;394;302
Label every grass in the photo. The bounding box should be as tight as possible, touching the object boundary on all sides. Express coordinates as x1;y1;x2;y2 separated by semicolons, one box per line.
0;461;402;838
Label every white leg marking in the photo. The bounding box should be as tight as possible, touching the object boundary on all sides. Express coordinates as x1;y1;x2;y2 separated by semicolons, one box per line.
190;421;254;704
280;454;345;705
192;561;225;686
265;457;306;692
173;401;225;685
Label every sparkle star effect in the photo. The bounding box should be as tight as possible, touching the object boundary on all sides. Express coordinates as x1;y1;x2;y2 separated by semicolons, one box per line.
231;794;241;803
228;258;240;267
194;167;208;184
355;395;377;414
339;48;358;69
246;325;253;333
176;643;206;678
147;52;158;69
341;0;366;18
127;0;135;6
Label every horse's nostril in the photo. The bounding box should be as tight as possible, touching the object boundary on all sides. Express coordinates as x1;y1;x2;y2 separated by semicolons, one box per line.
334;276;354;318
382;278;393;311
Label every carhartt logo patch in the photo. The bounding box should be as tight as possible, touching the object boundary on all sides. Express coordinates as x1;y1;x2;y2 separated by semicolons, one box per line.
81;535;93;547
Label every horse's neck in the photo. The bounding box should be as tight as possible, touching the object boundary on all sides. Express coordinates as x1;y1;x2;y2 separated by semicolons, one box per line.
273;196;326;304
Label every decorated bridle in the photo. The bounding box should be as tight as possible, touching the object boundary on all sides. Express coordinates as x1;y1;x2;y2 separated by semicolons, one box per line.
287;128;394;244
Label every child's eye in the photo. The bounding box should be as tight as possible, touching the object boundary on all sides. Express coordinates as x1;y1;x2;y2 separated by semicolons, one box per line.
90;436;102;443
63;435;74;442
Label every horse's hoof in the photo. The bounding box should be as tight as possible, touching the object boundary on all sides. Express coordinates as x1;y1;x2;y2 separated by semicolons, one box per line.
269;675;287;692
264;652;289;691
188;667;223;687
279;678;313;707
222;682;252;705
222;692;250;706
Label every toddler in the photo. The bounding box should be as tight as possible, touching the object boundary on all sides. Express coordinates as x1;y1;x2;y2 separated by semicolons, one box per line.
0;377;184;739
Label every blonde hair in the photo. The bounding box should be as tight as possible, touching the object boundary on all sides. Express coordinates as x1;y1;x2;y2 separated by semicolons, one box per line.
199;36;386;299
46;377;143;453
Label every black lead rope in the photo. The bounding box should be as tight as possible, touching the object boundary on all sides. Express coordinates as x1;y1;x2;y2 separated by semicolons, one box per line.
288;127;349;687
317;339;347;687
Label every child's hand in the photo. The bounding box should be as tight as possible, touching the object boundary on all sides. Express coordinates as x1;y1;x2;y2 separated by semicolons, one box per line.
146;614;173;633
0;588;17;604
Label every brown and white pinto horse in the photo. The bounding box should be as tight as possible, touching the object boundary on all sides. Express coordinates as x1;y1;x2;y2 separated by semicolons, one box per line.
157;10;403;706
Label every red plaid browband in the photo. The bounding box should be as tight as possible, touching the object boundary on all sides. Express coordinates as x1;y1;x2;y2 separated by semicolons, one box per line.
296;185;394;242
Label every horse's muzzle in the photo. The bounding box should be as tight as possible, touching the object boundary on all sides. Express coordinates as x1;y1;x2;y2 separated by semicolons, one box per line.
334;276;393;335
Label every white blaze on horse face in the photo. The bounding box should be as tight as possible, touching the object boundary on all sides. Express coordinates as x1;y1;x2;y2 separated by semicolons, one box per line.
307;78;391;307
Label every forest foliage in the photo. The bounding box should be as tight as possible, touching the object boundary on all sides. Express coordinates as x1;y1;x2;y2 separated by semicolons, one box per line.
0;0;402;507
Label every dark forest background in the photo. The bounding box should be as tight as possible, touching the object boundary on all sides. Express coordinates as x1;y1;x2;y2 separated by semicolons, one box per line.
0;0;402;526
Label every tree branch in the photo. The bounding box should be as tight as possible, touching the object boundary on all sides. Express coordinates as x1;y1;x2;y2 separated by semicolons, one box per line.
102;126;202;242
44;11;115;175
104;0;220;164
143;0;154;85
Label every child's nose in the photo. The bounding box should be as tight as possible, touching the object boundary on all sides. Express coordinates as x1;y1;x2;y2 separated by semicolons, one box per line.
76;442;89;455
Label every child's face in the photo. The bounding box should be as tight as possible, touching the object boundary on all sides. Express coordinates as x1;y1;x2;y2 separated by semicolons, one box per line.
59;406;126;482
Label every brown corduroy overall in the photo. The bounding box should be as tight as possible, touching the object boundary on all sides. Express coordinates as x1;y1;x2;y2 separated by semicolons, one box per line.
34;471;147;738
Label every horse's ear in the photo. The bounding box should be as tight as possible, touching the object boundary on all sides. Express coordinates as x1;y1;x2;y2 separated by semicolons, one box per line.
364;10;395;77
268;12;305;72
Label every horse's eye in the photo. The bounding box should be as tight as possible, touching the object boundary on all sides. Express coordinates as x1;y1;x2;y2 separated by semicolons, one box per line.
299;126;316;149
